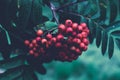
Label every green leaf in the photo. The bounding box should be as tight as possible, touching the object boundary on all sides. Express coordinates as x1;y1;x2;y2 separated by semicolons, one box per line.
44;21;57;30
17;0;32;30
0;67;22;80
108;36;114;59
114;0;120;21
42;5;53;20
104;0;110;25
96;26;102;48
101;30;108;55
31;0;42;25
0;24;11;45
0;56;25;70
115;38;120;50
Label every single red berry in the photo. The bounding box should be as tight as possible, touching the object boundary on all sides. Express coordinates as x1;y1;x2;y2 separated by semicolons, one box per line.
82;38;89;45
24;40;30;46
70;46;76;51
83;28;90;35
66;27;73;34
29;43;33;48
29;50;34;55
36;29;43;36
77;33;83;39
56;34;64;41
46;33;52;40
41;38;47;44
58;24;66;32
80;23;87;29
72;38;78;43
72;23;78;30
77;25;83;32
36;37;41;42
75;48;82;54
51;37;57;43
32;39;37;44
81;32;88;38
80;42;85;49
65;19;73;27
83;46;88;51
55;42;62;48
72;31;77;36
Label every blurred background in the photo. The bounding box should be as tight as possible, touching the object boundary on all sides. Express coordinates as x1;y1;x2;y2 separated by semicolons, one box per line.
36;40;120;80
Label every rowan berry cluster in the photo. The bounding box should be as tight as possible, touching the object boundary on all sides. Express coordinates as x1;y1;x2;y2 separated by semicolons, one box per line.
24;19;89;62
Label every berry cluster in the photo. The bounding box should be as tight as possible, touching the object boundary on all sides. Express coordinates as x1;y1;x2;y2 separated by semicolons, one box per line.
24;19;89;62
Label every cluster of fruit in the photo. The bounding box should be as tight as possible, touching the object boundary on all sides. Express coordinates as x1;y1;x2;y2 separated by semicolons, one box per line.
24;19;89;62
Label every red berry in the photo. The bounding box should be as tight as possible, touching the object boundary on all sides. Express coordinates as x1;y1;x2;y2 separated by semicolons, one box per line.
24;40;30;46
80;42;85;49
32;39;37;44
29;50;34;55
51;37;57;43
65;19;72;27
41;38;47;44
75;48;81;54
46;33;52;40
83;28;90;35
36;37;41;42
66;27;73;34
83;46;88;51
36;30;43;36
82;38;89;45
72;31;77;36
77;33;83;39
77;25;83;32
70;46;76;51
58;24;66;32
29;43;33;48
80;23;87;29
72;23;78;30
55;42;62;48
56;34;64;41
81;32;87;38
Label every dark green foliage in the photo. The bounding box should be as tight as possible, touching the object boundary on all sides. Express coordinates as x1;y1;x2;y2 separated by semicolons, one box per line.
0;0;120;79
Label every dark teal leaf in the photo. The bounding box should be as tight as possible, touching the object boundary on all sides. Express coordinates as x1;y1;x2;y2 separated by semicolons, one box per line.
91;0;100;19
0;67;22;80
96;26;102;48
45;21;57;30
114;0;120;21
108;36;114;59
0;25;11;45
115;38;120;50
17;0;32;30
42;5;53;20
111;31;120;38
104;0;110;25
101;30;108;55
0;56;25;70
31;0;42;25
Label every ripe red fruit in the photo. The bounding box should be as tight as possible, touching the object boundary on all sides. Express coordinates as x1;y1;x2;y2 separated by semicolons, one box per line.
32;39;37;44
66;27;73;34
58;24;66;32
83;46;88;51
46;33;52;40
65;19;72;27
75;48;81;54
29;43;33;48
72;31;77;36
77;33;83;39
55;42;62;48
36;29;43;36
41;38;47;44
81;32;88;38
72;23;78;30
79;42;85;49
70;46;76;51
80;23;87;29
36;37;41;42
78;25;83;32
56;34;64;41
29;50;34;55
82;38;89;45
24;40;30;46
51;37;57;43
